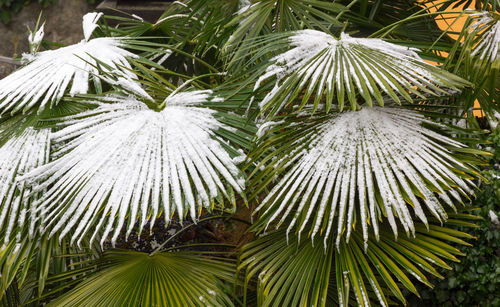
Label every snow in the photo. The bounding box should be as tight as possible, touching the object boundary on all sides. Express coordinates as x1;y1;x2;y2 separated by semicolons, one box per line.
0;128;50;246
254;30;462;111
255;107;474;248
20;91;244;246
238;0;252;14
256;120;283;138
82;12;104;42
490;210;500;226
28;24;45;48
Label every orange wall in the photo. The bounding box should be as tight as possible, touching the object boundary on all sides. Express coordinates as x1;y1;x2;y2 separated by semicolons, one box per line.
423;1;483;117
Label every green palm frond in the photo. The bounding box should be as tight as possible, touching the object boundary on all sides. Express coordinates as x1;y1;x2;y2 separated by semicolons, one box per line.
238;229;334;307
249;106;482;247
247;30;469;115
239;218;475;307
48;249;236;307
447;10;500;128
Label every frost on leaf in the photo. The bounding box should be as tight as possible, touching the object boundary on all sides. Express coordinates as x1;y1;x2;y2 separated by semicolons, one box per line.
469;12;500;64
21;92;245;246
254;107;476;249
0;127;50;246
254;30;469;114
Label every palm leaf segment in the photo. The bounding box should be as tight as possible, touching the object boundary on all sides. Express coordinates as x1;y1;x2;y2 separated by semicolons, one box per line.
0;12;138;116
21;91;245;246
253;107;476;248
0;127;50;246
253;30;469;114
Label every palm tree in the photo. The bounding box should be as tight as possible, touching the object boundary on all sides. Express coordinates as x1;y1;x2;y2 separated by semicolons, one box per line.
0;0;498;306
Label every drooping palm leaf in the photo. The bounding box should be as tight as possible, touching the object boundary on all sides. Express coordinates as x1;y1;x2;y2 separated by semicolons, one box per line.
446;10;500;128
21;91;245;246
48;249;236;307
239;219;475;307
0;13;140;116
468;11;500;67
0;124;50;246
249;30;469;115
250;106;480;247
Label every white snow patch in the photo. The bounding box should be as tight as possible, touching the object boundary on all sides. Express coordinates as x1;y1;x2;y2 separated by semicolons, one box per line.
490;210;500;226
83;12;104;42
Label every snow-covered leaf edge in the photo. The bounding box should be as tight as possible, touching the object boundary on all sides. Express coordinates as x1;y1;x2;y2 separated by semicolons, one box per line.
250;30;470;115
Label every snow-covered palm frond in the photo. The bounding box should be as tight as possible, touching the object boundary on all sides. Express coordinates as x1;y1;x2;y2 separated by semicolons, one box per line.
252;30;469;115
0;127;50;246
251;107;477;248
0;12;138;116
468;12;500;65
21;91;245;246
0;38;138;116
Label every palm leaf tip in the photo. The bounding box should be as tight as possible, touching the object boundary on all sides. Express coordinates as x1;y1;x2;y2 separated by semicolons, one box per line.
83;12;104;42
0;127;50;246
254;30;469;114
254;107;477;249
20;91;245;246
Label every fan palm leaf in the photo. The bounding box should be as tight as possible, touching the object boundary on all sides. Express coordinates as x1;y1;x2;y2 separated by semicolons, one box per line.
20;91;245;246
250;106;480;247
0;13;140;116
239;219;475;307
249;30;469;115
48;249;236;307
